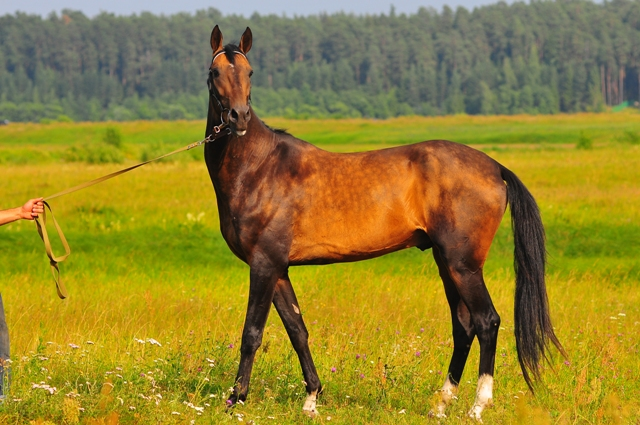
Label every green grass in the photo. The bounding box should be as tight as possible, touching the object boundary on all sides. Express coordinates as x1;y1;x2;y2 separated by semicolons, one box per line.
2;111;640;163
0;116;639;424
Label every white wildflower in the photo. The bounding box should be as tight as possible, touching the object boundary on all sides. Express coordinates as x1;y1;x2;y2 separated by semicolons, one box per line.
31;383;56;395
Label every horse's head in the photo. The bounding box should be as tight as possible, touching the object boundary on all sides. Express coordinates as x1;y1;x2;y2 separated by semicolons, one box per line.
208;25;253;137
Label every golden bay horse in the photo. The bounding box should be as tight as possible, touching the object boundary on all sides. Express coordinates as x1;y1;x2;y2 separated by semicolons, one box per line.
203;25;565;421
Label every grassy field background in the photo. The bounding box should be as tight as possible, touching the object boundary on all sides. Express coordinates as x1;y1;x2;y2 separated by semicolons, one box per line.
0;113;639;424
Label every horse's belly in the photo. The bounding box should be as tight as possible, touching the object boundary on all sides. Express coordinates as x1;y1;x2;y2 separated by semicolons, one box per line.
288;223;429;265
288;180;430;264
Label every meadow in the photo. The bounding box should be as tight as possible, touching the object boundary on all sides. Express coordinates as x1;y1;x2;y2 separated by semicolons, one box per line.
0;113;639;424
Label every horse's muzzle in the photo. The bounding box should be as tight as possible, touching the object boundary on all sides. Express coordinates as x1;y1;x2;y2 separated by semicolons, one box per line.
229;106;251;136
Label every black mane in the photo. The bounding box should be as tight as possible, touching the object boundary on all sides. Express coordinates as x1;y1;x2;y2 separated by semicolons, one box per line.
260;119;289;135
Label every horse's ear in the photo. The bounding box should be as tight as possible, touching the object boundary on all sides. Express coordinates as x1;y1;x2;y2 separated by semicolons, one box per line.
239;27;252;54
210;25;223;53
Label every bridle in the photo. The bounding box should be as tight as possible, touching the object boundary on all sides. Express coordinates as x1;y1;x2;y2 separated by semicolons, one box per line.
207;48;252;137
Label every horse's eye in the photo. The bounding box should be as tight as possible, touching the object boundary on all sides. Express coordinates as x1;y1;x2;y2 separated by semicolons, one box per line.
249;70;254;78
212;69;220;78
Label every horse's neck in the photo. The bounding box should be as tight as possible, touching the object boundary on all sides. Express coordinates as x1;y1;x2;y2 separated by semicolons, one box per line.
205;107;275;193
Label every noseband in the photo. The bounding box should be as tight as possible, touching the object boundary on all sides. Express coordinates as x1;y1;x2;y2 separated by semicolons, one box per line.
207;49;251;133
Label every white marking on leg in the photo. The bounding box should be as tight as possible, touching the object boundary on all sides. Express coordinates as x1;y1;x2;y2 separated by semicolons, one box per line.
468;374;493;422
430;375;458;418
302;389;318;417
292;304;300;314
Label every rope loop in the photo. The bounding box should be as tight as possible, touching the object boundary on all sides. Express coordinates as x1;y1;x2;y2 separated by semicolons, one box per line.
35;131;229;299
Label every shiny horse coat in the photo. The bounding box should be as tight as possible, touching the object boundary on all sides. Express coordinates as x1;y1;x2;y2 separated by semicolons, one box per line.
203;25;565;421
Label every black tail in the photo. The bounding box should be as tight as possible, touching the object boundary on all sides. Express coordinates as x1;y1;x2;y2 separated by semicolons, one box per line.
500;164;566;391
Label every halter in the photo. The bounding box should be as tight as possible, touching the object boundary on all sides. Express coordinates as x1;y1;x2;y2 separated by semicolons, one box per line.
207;48;251;135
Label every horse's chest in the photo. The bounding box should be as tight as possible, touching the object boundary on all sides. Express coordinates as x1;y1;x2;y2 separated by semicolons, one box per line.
217;206;248;262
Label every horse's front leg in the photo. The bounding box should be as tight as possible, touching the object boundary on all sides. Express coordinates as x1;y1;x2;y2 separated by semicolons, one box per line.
272;273;322;417
227;255;281;406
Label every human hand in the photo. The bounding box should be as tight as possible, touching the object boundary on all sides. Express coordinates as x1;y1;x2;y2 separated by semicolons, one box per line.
21;197;44;220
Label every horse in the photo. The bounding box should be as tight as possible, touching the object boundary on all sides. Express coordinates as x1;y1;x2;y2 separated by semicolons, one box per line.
203;25;565;421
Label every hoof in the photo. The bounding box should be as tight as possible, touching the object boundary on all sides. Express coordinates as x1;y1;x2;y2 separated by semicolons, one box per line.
303;407;318;418
468;405;484;423
428;410;446;419
430;383;457;420
302;390;319;418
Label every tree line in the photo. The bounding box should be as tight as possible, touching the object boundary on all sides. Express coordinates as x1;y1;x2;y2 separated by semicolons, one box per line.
1;0;640;122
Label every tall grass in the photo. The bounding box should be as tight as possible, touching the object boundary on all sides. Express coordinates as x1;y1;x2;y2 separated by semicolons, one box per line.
0;117;638;424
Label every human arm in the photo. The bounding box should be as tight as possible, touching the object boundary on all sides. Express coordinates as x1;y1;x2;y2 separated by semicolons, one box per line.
0;198;44;226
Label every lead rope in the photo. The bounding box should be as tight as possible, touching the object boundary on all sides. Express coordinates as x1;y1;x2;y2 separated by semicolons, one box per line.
35;124;230;299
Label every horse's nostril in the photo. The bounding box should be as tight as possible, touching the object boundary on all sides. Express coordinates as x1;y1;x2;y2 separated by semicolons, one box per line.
230;109;239;122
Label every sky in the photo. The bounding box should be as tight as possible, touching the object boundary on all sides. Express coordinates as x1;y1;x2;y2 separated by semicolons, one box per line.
1;0;516;18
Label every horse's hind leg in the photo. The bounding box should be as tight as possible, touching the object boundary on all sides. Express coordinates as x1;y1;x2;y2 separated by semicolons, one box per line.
430;248;476;418
431;239;501;421
272;273;322;417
